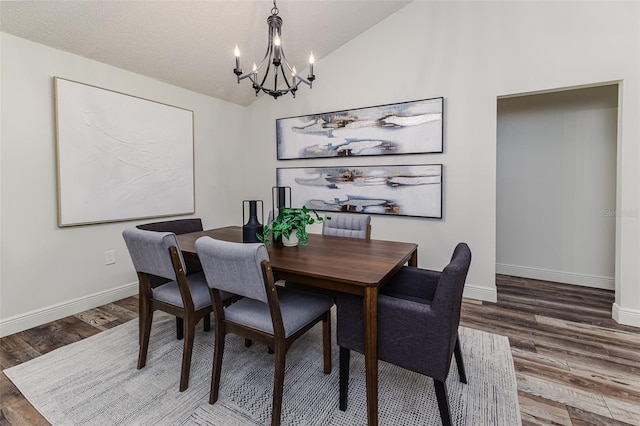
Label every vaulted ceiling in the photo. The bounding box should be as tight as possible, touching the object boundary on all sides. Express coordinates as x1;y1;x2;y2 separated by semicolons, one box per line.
0;1;410;106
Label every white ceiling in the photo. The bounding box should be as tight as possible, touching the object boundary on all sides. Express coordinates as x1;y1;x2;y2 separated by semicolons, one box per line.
0;0;410;106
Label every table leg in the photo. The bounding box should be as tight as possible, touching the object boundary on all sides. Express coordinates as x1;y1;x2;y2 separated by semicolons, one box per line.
409;248;418;267
363;286;379;426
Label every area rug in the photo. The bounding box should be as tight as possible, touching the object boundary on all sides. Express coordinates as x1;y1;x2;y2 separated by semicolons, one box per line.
4;311;521;425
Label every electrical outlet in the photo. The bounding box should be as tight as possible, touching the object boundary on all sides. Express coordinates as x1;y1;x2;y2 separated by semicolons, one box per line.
104;250;116;265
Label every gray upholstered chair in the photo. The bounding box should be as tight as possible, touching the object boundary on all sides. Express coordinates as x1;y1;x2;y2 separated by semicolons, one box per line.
195;237;333;426
322;212;371;239
122;227;237;392
137;218;205;339
336;243;471;426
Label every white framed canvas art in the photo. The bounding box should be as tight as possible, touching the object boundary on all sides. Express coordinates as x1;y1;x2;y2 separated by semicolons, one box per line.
54;78;195;226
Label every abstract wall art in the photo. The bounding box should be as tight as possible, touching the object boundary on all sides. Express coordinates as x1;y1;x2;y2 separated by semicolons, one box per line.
54;77;195;226
277;164;442;219
276;97;443;160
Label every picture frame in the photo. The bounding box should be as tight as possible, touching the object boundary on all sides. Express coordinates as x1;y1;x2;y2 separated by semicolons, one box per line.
54;77;195;226
277;164;443;219
276;97;443;160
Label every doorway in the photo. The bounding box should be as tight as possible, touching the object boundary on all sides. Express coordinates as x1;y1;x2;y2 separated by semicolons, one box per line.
496;85;619;290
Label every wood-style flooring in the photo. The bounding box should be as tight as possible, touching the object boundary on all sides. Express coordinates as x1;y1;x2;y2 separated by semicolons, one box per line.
1;276;638;425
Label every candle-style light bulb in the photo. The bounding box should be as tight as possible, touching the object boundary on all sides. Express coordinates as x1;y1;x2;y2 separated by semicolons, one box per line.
274;35;281;64
308;52;315;79
251;62;258;89
292;66;297;85
234;45;240;71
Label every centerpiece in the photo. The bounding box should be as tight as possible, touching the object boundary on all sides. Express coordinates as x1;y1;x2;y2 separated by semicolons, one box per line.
258;206;324;246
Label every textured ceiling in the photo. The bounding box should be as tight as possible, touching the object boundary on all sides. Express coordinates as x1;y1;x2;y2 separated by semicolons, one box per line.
0;0;410;106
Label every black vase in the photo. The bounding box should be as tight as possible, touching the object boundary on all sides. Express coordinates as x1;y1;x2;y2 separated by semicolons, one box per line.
242;200;263;243
271;186;291;245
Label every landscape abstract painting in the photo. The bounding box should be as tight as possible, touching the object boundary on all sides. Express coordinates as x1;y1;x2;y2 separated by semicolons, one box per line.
277;164;442;218
276;97;443;160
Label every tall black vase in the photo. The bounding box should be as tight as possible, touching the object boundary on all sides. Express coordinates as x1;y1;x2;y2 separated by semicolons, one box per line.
271;186;291;246
242;200;263;243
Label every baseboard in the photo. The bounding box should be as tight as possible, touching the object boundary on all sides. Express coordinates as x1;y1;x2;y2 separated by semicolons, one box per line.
463;283;497;303
612;303;640;328
0;282;138;338
496;263;614;290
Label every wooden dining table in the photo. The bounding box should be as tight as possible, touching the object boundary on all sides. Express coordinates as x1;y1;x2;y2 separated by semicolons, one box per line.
177;226;418;426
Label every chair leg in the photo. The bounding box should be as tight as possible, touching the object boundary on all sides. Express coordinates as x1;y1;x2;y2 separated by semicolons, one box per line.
138;297;144;345
271;343;286;426
179;318;195;392
203;314;211;332
322;312;332;374
209;323;225;404
454;336;467;384
176;317;184;340
137;309;153;370
434;379;452;426
339;347;350;411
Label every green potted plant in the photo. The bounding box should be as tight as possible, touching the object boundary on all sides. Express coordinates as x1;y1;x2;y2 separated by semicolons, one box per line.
258;206;324;246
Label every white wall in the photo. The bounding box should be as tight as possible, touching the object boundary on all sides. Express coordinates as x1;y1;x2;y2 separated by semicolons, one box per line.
242;1;640;326
496;86;618;289
0;33;247;335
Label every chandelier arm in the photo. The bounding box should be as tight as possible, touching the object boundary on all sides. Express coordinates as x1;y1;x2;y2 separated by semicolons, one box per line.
260;63;272;88
279;50;293;71
295;77;313;88
272;66;279;92
251;62;272;96
236;44;271;83
280;51;313;88
280;66;292;89
254;45;272;72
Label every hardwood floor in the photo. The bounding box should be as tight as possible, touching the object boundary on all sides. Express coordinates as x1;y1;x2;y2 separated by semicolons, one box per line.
461;276;640;426
1;276;638;425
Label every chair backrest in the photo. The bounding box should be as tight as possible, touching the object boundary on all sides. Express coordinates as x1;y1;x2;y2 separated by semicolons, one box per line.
137;218;203;278
122;227;186;281
137;218;203;235
195;237;270;303
322;213;371;239
433;242;471;324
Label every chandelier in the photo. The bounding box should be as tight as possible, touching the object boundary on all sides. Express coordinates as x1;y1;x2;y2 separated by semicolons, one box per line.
233;1;315;99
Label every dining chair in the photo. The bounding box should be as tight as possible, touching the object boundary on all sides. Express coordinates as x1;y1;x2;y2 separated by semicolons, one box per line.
322;212;371;239
195;236;333;426
137;218;205;339
122;227;238;392
336;243;471;426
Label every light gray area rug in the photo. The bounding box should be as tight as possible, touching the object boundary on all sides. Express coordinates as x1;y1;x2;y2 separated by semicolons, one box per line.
5;312;521;425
